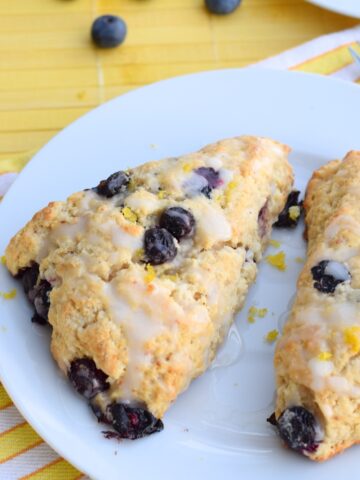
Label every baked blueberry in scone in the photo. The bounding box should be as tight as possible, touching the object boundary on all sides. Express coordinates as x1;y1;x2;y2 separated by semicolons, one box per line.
5;136;293;440
272;151;360;460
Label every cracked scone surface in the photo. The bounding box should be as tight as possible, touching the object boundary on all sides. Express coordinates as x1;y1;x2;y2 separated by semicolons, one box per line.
274;151;360;460
5;136;292;435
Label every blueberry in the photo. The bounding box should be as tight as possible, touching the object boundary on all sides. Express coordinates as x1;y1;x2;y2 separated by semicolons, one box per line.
18;264;52;324
274;191;302;228
68;358;110;399
276;406;320;454
205;0;242;14
31;312;49;326
90;398;113;425
91;15;127;49
159;207;195;241
95;171;130;198
311;260;350;294
194;167;222;198
108;403;164;440
144;227;177;265
32;280;52;323
18;263;39;296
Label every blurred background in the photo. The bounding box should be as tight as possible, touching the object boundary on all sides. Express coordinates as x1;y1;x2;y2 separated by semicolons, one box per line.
0;0;357;166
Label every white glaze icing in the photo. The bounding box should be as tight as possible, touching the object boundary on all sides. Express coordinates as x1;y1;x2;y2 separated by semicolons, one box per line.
206;157;223;170
325;215;360;241
51;217;88;243
324;261;350;281
102;221;143;253
195;202;232;245
103;280;167;400
322;404;333;418
218;168;233;188
183;173;208;197
328;376;360;397
308;358;334;391
125;191;162;215
103;272;205;402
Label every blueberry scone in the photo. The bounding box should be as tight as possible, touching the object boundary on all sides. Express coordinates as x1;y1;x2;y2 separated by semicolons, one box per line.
272;151;360;460
5;136;293;440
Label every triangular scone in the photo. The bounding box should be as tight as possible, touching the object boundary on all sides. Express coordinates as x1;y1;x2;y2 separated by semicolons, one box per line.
6;136;293;439
273;151;360;460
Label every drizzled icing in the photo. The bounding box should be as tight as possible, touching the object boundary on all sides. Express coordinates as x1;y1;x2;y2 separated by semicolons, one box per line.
287;207;360;397
103;279;167;401
103;272;208;402
325;215;360;241
36;191;143;264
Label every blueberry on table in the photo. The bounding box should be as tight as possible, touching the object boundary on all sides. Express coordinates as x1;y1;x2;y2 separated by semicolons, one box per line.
276;406;320;454
108;403;164;440
68;358;110;399
205;0;242;14
159;207;195;241
144;227;177;265
95;171;130;198
311;260;350;294
91;15;127;49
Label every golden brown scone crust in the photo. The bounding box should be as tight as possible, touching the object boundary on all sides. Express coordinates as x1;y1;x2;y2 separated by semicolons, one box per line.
275;151;360;461
6;136;293;419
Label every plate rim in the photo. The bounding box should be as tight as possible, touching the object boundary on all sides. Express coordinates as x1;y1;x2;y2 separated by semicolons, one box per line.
307;0;360;18
1;66;360;479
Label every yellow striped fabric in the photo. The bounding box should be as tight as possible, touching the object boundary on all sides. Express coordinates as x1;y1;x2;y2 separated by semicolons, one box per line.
0;0;360;478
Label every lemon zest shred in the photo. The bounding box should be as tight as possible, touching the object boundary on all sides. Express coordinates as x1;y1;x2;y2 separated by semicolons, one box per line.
0;256;6;265
2;288;17;300
317;351;332;361
122;206;138;223
344;326;360;353
289;205;301;221
182;163;192;173
145;264;156;284
265;329;279;343
269;239;281;248
247;306;268;323
224;180;237;203
157;190;167;199
134;248;144;260
163;274;178;282
266;251;287;271
127;179;136;191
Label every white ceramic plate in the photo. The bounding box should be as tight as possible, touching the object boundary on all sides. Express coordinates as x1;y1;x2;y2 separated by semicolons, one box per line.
0;68;360;480
307;0;360;18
